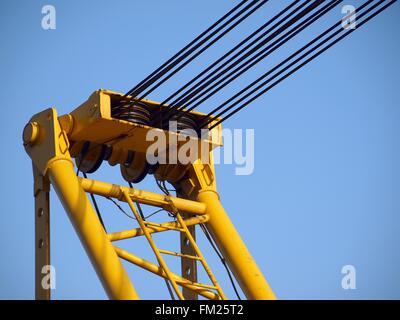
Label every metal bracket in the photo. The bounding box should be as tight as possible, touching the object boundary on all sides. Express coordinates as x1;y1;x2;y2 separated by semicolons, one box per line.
33;165;50;300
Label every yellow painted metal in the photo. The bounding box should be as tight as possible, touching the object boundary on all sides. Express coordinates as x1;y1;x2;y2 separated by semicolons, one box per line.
58;89;222;157
197;190;276;300
180;211;199;300
25;91;277;300
48;160;139;299
24;108;138;300
143;220;183;232
108;215;209;241
79;177;206;215
33;166;50;300
23;108;70;174
116;189;226;300
168;199;227;300
122;190;185;300
179;158;276;300
158;249;202;261
114;246;220;300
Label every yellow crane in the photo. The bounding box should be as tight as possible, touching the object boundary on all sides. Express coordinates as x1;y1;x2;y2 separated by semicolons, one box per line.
23;0;396;300
23;89;276;300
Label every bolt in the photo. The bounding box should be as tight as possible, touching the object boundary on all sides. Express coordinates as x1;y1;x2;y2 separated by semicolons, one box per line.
38;208;44;218
23;122;39;145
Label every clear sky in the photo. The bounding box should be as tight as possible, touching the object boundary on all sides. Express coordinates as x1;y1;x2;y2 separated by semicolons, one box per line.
0;0;399;299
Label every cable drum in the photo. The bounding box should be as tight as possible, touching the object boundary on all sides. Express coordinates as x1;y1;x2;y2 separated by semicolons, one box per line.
168;113;199;137
115;103;151;125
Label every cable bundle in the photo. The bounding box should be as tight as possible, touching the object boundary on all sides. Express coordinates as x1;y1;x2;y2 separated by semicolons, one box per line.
114;0;397;129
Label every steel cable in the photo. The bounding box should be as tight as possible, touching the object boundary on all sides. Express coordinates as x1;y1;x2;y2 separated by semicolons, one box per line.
163;0;339;125
150;0;303;125
119;0;269;113
123;0;248;99
203;0;396;129
133;0;269;100
159;0;324;122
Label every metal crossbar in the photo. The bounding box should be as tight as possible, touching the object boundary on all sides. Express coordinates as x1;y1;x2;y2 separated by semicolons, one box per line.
121;190;226;300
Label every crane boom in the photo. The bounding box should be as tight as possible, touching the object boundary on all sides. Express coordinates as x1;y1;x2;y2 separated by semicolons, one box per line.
23;89;276;300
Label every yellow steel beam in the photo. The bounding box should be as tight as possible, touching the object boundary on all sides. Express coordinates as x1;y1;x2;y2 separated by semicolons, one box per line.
122;191;185;300
108;215;209;241
47;159;139;299
197;190;276;300
114;246;221;300
33;166;50;300
158;249;202;261
143;221;183;232
25;95;276;300
179;158;276;300
24;108;138;300
79;177;207;215
172;202;227;300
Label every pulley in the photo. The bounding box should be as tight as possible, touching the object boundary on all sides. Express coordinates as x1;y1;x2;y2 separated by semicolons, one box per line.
114;102;151;126
75;141;111;173
120;151;149;183
168;113;199;137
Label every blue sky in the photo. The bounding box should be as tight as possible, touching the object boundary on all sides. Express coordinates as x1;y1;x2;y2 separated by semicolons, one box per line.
0;0;399;299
